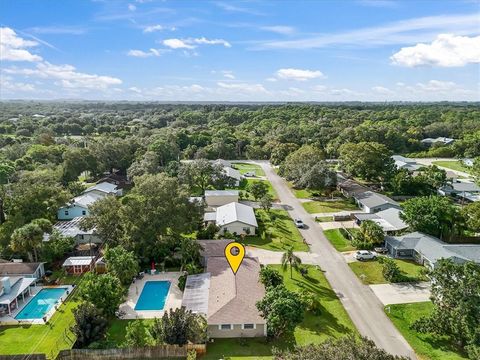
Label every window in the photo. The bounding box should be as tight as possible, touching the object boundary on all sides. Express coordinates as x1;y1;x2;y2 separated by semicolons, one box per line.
82;210;86;215
242;324;255;330
79;235;84;240
64;211;69;216
219;324;232;330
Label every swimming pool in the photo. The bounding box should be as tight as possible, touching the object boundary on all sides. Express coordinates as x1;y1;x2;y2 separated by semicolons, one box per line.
15;287;68;320
134;281;171;311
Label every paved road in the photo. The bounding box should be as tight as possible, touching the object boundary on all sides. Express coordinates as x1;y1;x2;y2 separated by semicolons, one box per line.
413;157;472;178
250;160;416;359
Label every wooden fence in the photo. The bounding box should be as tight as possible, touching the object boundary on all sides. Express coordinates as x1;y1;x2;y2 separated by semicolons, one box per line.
56;344;206;360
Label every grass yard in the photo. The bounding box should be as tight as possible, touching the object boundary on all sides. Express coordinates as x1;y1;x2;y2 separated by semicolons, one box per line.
315;216;333;223
243;209;309;251
106;319;155;346
0;300;78;359
232;162;266;177
233;178;278;201
205;265;357;359
323;229;357;252
386;302;467;360
431;160;471;174
349;258;427;284
302;199;358;214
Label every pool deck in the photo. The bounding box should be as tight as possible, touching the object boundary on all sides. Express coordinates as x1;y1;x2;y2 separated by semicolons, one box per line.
119;272;183;319
0;285;73;325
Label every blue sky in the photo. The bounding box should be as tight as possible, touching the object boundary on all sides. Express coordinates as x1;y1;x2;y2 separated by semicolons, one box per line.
1;0;479;101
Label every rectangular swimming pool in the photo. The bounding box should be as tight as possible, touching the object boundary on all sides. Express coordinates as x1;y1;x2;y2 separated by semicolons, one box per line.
15;287;68;320
134;281;171;311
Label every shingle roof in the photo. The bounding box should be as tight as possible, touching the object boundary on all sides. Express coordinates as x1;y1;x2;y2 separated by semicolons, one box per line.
355;207;408;232
223;167;241;180
386;232;480;265
206;257;265;325
205;190;240;197
197;239;234;258
338;179;369;196
355;191;400;209
0;262;43;276
84;181;118;194
215;202;258;227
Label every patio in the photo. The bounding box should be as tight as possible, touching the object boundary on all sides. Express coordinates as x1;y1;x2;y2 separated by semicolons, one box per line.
118;271;183;319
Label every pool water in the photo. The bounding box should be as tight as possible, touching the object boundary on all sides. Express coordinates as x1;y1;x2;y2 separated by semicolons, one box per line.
134;281;171;311
15;287;67;320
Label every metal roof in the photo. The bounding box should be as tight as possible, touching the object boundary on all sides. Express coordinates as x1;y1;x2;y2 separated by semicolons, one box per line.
215;202;258;227
84;181;118;194
62;256;95;267
354;191;400;209
181;273;210;315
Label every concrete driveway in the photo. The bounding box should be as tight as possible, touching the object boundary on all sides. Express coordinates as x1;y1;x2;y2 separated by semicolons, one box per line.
370;282;431;305
318;220;355;230
246;246;321;265
247;160;416;359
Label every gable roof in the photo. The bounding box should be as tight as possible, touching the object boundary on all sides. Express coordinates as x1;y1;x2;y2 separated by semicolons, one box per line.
215;202;258;227
355;207;408;232
197;239;234;258
84;181;118;194
354;191;400;209
206;257;265;325
205;190;239;197
223;167;241;181
386;232;480;265
62;256;95;267
67;192;105;209
338;179;369;196
213;159;231;168
48;217;95;239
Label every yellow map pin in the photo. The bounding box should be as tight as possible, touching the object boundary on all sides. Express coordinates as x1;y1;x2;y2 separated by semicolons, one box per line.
225;242;245;275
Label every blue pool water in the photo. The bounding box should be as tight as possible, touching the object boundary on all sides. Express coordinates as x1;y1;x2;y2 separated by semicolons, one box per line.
134;281;171;311
15;287;67;320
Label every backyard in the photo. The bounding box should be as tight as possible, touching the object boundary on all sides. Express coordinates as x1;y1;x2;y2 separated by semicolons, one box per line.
205;264;357;359
0;300;78;359
232;162;266;177
386;302;467;360
349;258;427;284
431;160;471;174
323;228;358;252
302;199;358;214
243;209;308;251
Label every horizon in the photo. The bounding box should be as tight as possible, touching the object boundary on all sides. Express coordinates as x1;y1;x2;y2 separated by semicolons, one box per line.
1;0;479;102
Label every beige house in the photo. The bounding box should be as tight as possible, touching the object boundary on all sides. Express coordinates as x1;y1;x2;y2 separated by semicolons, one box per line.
182;256;267;338
204;202;258;236
204;190;239;209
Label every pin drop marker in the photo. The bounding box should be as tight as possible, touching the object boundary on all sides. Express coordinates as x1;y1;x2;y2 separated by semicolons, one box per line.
225;242;245;275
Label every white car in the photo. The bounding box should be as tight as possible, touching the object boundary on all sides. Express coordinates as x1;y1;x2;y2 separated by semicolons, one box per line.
244;171;256;177
294;219;305;228
355;250;376;261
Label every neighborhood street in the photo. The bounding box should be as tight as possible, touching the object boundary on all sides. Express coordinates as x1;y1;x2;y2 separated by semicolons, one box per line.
248;160;417;359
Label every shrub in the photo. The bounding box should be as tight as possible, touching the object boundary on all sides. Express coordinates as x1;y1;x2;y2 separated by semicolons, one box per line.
259;266;283;288
378;257;402;282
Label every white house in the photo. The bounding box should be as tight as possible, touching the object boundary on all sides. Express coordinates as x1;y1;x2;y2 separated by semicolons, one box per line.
45;217;101;245
204;202;258;236
354;207;408;233
354;191;401;213
83;181;123;197
391;155;422;172
204;190;239;208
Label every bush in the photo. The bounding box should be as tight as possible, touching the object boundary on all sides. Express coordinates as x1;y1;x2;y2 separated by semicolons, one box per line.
259;266;283;288
178;274;187;291
378;257;402;282
297;289;321;315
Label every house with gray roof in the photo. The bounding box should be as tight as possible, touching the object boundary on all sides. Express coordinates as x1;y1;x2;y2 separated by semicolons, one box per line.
421;137;455;146
182;256;266;338
204;190;239;208
385;231;480;268
204;202;258;235
438;181;480;202
354;191;401;214
392;155;422;172
44;217;101;245
354;207;408;233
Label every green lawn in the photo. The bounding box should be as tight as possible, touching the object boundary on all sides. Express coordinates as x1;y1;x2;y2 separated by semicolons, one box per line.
349;258;427;284
242;209;308;251
323;229;357;252
232;162;266;177
106;319;155;346
0;300;78;359
431;160;471;174
302;199;358;214
315;216;333;223
233;178;278;201
386;302;467;360
205;265;357;359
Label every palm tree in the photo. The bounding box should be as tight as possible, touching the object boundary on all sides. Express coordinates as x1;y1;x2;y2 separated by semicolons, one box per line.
282;246;302;279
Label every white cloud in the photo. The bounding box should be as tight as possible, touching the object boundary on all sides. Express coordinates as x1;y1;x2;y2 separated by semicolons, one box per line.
143;24;176;33
128;4;136;11
330;88;358;96
260;26;295;35
372;86;394;95
276;68;325;81
312;85;327;92
217;81;268;94
129;86;142;93
390;34;480;67
0;77;36;92
162;37;231;49
266;77;277;82
257;13;480;49
127;48;167;57
221;70;235;79
5;62;122;89
162;38;196;49
415;80;457;92
0;27;43;62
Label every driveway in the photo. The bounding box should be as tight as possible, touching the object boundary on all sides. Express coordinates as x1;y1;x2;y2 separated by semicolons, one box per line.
413;157;472;178
247;160;416;359
318;220;355;230
246;246;321;265
370;282;431;305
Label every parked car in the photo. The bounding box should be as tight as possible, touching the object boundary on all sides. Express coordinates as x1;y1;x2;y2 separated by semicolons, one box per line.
244;171;256;177
374;247;388;254
294;219;305;228
355;250;376;261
